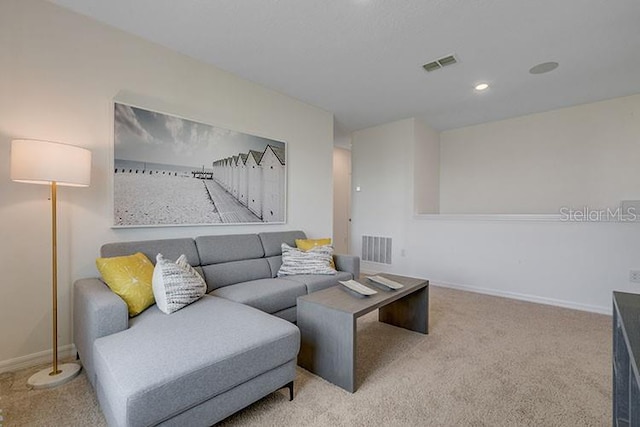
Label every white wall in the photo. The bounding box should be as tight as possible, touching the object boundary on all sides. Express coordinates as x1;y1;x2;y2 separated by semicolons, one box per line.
333;147;351;254
405;218;640;314
413;119;440;214
351;119;416;273
351;100;640;315
0;0;334;368
440;94;640;214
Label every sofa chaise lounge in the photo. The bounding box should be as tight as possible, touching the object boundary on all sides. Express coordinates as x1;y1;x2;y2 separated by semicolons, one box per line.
74;230;359;426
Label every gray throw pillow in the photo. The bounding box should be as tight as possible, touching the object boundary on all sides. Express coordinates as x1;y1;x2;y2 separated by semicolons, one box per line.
152;253;207;314
277;243;337;276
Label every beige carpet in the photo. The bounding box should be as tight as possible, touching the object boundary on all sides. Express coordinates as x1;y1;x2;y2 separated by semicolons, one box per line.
0;286;611;426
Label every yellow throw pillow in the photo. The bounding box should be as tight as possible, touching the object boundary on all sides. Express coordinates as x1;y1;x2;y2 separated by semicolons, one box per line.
96;252;155;317
295;238;336;269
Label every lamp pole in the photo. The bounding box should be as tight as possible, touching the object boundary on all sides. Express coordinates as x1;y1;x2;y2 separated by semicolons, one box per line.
50;181;61;376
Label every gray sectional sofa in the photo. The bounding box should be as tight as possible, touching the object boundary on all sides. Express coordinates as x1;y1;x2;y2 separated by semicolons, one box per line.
74;230;359;427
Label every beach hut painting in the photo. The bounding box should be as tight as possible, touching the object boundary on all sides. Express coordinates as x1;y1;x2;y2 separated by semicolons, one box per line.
238;153;249;207
261;145;286;223
231;156;239;199
113;102;286;227
246;150;264;219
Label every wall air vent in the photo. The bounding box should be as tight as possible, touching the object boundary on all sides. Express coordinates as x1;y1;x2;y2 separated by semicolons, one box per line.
422;54;458;72
361;235;392;265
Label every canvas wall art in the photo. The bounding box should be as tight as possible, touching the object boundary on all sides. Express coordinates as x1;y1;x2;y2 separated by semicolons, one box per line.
113;102;286;227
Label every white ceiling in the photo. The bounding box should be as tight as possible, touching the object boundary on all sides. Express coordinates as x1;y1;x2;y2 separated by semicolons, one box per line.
49;0;640;134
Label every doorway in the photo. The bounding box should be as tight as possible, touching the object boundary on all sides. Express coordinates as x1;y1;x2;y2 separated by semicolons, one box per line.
333;147;351;254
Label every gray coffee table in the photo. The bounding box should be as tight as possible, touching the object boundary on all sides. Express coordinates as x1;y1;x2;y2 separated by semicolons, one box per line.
297;273;428;392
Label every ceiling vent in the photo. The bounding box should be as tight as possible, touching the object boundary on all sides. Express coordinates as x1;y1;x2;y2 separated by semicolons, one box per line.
422;54;458;72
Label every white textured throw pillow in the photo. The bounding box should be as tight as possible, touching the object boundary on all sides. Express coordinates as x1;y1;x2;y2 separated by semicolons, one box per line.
152;253;207;314
277;243;337;276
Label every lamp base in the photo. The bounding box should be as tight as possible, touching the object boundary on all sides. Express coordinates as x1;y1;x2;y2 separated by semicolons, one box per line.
27;363;81;389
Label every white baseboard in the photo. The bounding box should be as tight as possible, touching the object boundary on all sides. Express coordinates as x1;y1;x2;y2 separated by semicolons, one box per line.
0;344;77;374
433;281;611;315
353;269;608;315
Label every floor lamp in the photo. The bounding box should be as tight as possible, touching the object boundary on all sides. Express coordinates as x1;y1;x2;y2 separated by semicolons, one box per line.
10;139;91;389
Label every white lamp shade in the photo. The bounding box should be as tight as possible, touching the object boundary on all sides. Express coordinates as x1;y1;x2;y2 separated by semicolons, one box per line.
11;139;91;187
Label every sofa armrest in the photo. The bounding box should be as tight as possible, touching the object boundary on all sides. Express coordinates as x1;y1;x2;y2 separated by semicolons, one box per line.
74;278;128;387
334;254;360;279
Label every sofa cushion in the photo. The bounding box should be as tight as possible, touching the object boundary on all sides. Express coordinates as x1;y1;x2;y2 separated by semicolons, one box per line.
196;234;264;264
258;230;306;257
295;238;336;269
277;243;336;276
202;259;271;291
211;278;307;314
282;271;354;293
101;238;200;267
95;252;156;317
152;254;206;314
272;306;297;323
93;295;299;427
266;255;283;278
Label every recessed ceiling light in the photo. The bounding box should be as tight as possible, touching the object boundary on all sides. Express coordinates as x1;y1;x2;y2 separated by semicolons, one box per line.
529;61;559;75
474;83;489;91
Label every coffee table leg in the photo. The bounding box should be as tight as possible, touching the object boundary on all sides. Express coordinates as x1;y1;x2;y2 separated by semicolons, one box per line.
297;300;357;392
378;285;428;334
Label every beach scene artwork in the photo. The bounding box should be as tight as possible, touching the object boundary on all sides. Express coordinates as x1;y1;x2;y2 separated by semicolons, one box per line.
113;102;286;226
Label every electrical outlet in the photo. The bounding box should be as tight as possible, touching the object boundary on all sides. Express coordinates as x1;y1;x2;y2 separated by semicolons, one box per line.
630;270;640;283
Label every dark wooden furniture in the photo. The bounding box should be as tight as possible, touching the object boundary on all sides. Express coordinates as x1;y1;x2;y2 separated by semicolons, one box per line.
613;291;640;427
297;273;428;392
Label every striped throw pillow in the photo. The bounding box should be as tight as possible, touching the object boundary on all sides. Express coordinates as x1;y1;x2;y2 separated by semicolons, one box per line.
152;253;207;314
277;243;337;276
